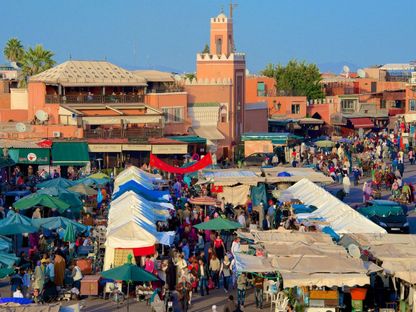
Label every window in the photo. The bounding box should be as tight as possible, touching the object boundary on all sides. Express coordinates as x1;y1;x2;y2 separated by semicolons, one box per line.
380;100;386;109
371;82;377;93
161;107;183;123
341;99;356;112
409;100;416;112
257;82;265;96
291;104;300;114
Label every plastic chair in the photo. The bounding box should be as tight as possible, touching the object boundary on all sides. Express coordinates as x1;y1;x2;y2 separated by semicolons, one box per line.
275;297;289;312
270;291;287;312
263;280;277;303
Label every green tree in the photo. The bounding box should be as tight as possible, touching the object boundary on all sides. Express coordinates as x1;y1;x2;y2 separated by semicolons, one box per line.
20;44;56;84
261;59;324;100
202;43;210;54
184;72;196;81
3;38;24;64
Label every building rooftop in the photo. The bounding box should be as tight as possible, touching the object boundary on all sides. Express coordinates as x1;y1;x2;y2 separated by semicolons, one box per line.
30;60;147;87
133;70;175;82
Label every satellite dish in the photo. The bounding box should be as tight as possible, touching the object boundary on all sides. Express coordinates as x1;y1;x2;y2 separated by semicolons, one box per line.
343;65;350;73
15;123;27;133
35;110;49;122
357;69;366;78
348;244;361;259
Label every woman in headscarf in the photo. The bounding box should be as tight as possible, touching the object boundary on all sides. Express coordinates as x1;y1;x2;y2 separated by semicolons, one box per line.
53;250;66;288
33;261;45;292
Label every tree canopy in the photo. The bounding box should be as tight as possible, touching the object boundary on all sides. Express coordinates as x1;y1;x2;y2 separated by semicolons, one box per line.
3;38;24;65
261;59;324;100
202;44;210;54
3;38;55;86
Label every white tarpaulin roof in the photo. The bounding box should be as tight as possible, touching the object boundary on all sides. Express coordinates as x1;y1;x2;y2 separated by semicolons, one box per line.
342;233;416;284
234;253;276;273
114;166;163;190
281;179;386;234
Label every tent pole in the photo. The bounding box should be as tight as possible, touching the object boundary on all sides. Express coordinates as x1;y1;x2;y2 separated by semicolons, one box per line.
126;282;129;312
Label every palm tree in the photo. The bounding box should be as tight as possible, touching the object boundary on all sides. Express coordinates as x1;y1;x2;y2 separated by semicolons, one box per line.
20;44;56;85
3;38;24;65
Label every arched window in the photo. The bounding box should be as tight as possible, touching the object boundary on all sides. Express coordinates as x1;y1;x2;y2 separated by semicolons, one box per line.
216;37;222;55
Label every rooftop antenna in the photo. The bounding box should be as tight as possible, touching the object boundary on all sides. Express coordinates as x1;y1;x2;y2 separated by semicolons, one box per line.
229;1;238;19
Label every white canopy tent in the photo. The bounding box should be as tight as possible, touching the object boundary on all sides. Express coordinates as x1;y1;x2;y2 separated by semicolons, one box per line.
280;179;386;234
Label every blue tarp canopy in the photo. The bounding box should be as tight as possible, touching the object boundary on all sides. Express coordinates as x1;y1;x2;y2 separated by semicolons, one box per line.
113;180;169;202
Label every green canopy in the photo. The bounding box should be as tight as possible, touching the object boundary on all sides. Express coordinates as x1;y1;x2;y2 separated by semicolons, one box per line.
74;177;109;186
168;135;206;144
0;253;19;267
13;194;71;213
0;223;38;235
8;148;50;165
51;142;89;166
63;223;76;243
358;205;404;218
0;236;12;252
36;187;83;212
0;211;32;226
194;217;242;231
315;140;335;148
31;217;87;233
37;177;75;189
67;184;98;196
0;267;15;279
100;263;158;282
0;157;15;169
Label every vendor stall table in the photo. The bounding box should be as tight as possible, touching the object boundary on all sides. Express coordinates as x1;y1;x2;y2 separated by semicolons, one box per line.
80;275;101;296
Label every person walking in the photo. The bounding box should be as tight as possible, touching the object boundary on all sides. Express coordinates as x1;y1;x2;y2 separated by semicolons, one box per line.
198;259;209;296
253;275;264;309
237;272;247;309
209;254;220;289
220;255;232;293
176;276;192;312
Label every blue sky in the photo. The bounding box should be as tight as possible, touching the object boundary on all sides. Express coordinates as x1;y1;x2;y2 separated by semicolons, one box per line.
2;0;415;73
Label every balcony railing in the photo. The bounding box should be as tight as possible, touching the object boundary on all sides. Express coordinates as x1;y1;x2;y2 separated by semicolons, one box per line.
46;94;144;104
84;127;163;140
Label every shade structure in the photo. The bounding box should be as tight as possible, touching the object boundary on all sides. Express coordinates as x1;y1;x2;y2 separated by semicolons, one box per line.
31;217;87;233
349;117;374;129
63;223;76;242
74;177;109;187
0;236;12;252
89;172;110;180
51;142;89;166
0;267;15;279
112;180;169;202
0;211;32;226
36;187;83;212
0;223;38;235
188;196;220;206
67;184;98;196
194;217;242;231
13;194;71;213
315;140;335;148
37;177;75;189
100;263;158;282
338;138;353;144
0;253;19;267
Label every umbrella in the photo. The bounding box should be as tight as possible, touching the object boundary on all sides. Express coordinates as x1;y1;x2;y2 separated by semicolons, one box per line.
0;211;32;226
0;223;38;235
0;267;15;279
0;235;12;252
63;223;76;242
100;257;158;311
338;138;352;144
67;184;98;196
31;217;87;233
89;172;110;179
37;177;75;189
36;187;83;212
315;140;335;148
74;177;109;187
194;217;242;231
13;194;71;213
0;253;19;267
188;196;220;206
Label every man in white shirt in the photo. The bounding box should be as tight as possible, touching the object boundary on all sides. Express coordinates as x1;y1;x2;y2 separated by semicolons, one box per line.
237;211;246;228
13;287;24;298
231;237;240;256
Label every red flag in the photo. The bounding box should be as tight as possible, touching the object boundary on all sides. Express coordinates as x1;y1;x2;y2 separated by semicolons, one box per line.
211;185;223;193
150;153;212;174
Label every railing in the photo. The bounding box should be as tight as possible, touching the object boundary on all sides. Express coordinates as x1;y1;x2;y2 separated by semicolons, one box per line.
84;127;163;140
45;94;144;104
